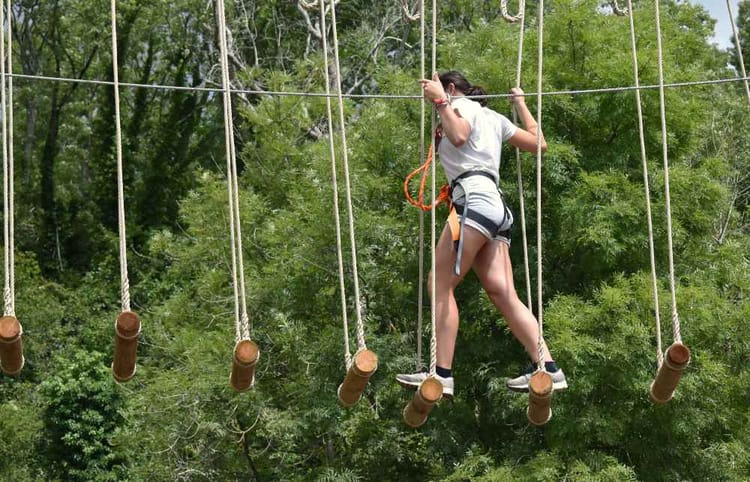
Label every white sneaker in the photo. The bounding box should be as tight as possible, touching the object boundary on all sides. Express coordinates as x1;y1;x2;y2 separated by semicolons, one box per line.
507;367;568;392
396;371;454;397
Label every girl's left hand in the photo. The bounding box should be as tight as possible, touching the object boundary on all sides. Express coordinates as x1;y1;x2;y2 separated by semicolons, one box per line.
419;72;447;103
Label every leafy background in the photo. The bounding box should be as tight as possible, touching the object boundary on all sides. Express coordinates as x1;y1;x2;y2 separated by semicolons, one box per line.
0;0;749;480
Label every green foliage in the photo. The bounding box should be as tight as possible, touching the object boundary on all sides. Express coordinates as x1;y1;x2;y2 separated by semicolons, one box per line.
0;400;43;481
38;351;125;481
2;0;749;480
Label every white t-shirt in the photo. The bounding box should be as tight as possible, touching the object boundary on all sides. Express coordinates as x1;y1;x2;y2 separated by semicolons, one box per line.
437;96;518;188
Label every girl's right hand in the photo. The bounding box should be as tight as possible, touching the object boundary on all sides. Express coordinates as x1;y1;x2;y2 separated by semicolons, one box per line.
419;72;448;104
509;87;526;106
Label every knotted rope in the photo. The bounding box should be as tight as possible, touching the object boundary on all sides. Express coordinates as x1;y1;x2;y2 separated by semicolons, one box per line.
110;0;131;314
217;0;251;341
1;0;15;318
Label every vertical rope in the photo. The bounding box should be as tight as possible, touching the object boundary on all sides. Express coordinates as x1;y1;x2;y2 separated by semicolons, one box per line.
224;1;251;340
5;0;14;318
627;0;663;366
217;0;251;341
416;0;426;371
1;0;11;316
216;0;241;342
653;0;681;344
727;0;750;106
510;1;532;311
318;0;352;369
535;0;545;371
110;0;131;314
329;0;367;350
428;0;437;376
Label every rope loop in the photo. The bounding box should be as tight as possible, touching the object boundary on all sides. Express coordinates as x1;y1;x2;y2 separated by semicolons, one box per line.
298;0;318;10
501;0;525;23
298;0;339;11
400;0;421;22
610;0;628;16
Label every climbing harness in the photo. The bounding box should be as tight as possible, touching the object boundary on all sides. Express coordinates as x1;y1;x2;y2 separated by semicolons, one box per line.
449;170;511;276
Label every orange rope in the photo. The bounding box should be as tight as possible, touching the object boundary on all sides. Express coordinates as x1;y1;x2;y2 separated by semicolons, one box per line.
404;142;450;211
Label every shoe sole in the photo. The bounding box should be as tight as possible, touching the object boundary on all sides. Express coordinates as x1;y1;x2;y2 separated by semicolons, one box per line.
397;378;454;399
507;379;569;393
397;378;420;391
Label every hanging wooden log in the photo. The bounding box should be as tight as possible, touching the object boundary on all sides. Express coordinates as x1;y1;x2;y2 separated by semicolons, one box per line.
0;316;23;375
337;349;378;407
527;370;553;426
650;342;691;404
112;311;140;382
230;339;260;392
403;376;443;428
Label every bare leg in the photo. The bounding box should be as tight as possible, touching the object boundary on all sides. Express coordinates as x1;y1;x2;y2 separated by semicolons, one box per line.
429;224;489;369
472;240;552;362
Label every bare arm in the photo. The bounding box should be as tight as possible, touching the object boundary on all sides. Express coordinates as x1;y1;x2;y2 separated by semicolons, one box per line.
507;87;548;154
419;73;471;147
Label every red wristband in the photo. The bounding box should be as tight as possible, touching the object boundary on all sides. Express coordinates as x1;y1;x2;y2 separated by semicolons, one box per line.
432;97;448;109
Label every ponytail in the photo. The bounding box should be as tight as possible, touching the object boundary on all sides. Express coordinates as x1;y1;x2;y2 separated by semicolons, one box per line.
439;71;488;106
465;85;488;106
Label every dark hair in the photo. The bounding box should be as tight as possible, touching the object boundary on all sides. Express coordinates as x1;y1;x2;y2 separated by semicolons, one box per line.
439;70;488;106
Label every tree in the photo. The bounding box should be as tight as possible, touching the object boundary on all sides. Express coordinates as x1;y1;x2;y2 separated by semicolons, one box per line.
1;1;749;480
729;0;750;75
38;351;125;481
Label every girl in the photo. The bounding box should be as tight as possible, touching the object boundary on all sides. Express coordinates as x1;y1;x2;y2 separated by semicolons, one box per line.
397;71;567;396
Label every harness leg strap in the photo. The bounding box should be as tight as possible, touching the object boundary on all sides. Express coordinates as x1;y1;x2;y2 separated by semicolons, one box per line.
453;181;470;276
